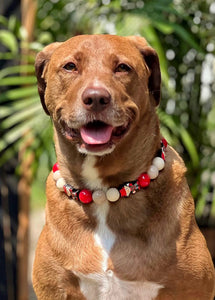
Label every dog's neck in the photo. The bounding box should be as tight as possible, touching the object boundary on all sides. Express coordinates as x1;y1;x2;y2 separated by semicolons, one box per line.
54;112;160;189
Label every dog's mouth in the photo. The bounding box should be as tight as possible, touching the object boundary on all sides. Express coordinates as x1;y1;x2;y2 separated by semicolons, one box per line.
63;120;130;154
80;121;129;144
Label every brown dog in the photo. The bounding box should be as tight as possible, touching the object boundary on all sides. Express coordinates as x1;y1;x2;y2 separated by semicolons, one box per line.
33;35;215;300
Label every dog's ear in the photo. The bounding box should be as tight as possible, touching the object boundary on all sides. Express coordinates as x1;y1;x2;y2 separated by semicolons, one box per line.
127;36;161;106
35;42;62;115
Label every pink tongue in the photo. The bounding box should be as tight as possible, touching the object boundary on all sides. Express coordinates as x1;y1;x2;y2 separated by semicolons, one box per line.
80;124;113;145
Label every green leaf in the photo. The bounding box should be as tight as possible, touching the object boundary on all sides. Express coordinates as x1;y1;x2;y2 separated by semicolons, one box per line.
0;16;8;26
8;15;18;32
0;114;49;152
207;103;215;130
0;86;38;102
178;125;199;168
1;104;42;128
0;65;35;78
0;76;37;86
151;20;174;35
158;111;199;167
170;23;204;53
0;97;39;118
0;52;18;60
116;13;144;36
158;110;179;135
195;183;210;218
0;30;18;54
0;143;21;166
139;22;170;88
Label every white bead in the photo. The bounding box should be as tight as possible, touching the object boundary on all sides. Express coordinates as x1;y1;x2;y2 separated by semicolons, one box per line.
53;170;61;181
106;270;113;277
152;157;165;171
148;165;159;179
56;178;66;191
92;190;106;204
106;188;120;202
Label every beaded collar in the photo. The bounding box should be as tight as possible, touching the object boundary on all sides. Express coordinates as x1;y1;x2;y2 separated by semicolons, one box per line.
52;138;167;204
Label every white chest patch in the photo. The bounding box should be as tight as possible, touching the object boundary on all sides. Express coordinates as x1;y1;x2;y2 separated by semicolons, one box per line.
81;155;104;190
78;155;164;299
77;201;163;300
78;274;163;300
93;201;116;272
81;155;115;271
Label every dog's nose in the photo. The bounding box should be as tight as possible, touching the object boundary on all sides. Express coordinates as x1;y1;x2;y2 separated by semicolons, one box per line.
82;87;111;112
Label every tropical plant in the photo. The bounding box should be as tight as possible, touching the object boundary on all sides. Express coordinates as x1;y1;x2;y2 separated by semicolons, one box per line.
0;15;49;165
0;15;53;207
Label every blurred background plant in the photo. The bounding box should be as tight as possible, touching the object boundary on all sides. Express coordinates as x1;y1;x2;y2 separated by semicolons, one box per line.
1;0;215;217
0;0;215;298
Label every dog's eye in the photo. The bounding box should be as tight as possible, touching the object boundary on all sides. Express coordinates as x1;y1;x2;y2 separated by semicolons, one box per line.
63;62;77;71
115;63;131;73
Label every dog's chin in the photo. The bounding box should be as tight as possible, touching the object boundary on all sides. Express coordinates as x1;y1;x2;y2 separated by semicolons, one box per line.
63;120;130;156
77;142;116;156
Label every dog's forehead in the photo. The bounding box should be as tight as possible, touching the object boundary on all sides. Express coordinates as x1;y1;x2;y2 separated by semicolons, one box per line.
52;35;144;62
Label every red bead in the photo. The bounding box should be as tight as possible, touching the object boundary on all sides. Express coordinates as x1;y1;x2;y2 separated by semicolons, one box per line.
53;162;59;173
79;189;93;204
137;173;150;188
119;187;127;197
162;138;168;148
161;152;165;160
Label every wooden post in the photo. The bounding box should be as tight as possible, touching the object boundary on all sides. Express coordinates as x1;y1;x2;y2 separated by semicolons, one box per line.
21;0;37;43
17;1;37;300
17;137;35;300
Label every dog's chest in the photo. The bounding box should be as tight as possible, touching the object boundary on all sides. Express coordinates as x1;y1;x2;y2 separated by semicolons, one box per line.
76;202;163;300
78;156;163;299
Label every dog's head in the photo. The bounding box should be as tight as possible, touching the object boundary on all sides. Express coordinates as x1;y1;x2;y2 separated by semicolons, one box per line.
35;35;161;156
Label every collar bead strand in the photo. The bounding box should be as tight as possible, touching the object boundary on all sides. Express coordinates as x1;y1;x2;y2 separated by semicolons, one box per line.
52;139;167;204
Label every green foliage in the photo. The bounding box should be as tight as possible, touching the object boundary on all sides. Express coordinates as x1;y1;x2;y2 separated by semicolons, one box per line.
0;0;215;222
0;30;18;54
0;16;52;170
